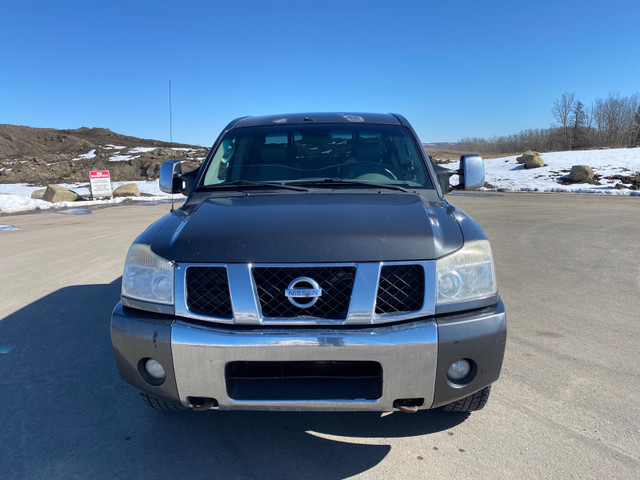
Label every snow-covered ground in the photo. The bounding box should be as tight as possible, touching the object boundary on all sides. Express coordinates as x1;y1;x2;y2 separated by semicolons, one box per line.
0;180;181;214
1;148;638;215
477;147;640;195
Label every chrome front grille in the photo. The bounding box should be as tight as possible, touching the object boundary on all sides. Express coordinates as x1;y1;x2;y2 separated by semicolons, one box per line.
177;262;435;326
253;266;356;319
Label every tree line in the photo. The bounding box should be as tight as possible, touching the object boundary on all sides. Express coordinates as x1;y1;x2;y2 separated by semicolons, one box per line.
455;92;640;154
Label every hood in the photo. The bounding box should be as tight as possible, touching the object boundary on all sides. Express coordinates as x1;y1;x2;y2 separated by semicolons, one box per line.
149;193;463;263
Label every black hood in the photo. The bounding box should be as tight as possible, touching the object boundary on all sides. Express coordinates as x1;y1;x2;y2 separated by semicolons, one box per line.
149;193;463;263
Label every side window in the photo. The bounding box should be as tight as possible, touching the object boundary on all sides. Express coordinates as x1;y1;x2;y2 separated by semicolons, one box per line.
355;131;384;162
293;130;353;160
264;132;287;145
394;135;426;185
203;137;236;185
329;130;352;159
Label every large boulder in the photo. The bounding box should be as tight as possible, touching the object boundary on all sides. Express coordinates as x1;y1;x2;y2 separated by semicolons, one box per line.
31;189;46;199
516;151;544;169
42;184;80;203
113;183;140;198
568;165;595;183
524;156;545;169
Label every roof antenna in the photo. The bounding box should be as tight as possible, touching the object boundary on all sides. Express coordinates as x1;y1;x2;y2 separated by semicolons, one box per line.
169;80;175;212
169;80;173;143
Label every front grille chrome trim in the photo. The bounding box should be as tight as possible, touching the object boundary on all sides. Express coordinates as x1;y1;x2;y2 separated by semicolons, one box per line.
176;264;235;324
175;261;435;326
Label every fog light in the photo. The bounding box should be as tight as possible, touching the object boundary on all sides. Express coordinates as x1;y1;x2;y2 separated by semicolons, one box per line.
448;359;471;381
145;359;166;380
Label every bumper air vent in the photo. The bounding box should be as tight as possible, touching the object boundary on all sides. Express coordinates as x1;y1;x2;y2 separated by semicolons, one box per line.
225;361;383;400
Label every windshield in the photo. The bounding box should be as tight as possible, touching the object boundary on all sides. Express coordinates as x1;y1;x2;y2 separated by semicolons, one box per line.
200;124;433;189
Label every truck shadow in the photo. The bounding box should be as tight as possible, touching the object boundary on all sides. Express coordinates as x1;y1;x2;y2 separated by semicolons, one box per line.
0;279;468;479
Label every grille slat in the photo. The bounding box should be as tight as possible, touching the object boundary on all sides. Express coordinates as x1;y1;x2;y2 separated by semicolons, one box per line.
253;266;356;319
186;267;233;318
375;265;425;315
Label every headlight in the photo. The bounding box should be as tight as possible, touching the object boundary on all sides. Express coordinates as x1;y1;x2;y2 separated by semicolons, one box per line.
436;240;497;305
122;243;174;305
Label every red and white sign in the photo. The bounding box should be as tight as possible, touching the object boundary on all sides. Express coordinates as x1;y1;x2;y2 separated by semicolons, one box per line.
90;170;110;179
90;170;112;198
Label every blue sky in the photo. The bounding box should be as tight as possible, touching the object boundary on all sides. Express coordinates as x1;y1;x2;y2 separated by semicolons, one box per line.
1;0;638;146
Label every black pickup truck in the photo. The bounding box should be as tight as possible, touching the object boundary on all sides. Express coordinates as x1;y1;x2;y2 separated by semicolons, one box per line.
111;113;506;413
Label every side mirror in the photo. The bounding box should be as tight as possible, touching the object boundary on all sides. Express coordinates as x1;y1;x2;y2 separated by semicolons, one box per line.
159;159;183;193
432;162;455;193
459;154;485;190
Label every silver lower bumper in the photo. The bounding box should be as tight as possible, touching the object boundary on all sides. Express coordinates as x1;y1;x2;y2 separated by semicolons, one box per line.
171;319;438;411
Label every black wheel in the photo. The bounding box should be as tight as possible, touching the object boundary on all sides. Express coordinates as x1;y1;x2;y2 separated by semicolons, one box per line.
441;386;491;412
140;392;188;412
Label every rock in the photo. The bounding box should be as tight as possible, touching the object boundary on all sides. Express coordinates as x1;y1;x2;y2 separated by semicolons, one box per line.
516;151;544;169
516;151;540;164
31;189;46;199
524;156;544;169
42;184;81;202
113;183;140;197
568;165;595;183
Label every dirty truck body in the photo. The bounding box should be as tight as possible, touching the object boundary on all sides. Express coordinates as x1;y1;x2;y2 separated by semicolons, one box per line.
111;113;506;413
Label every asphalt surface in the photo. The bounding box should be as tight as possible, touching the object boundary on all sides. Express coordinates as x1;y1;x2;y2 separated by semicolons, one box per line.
1;193;639;479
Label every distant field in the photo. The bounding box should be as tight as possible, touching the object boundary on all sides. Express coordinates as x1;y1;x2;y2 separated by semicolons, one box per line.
425;148;518;163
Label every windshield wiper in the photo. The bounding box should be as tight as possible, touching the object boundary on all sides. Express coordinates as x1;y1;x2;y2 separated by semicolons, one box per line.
199;180;310;192
289;178;411;193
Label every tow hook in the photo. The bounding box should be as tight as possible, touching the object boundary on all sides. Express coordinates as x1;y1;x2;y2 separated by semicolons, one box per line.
397;405;418;413
393;398;423;413
189;397;219;411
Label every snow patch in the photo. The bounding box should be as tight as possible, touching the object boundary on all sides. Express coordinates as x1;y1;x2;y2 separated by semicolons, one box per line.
109;154;137;162
128;147;158;154
73;149;97;161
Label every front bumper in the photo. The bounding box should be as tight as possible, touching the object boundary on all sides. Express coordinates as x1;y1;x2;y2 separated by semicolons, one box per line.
111;299;506;411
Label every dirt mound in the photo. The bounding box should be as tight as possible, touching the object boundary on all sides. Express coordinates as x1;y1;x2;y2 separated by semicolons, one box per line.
0;124;197;159
0;124;209;185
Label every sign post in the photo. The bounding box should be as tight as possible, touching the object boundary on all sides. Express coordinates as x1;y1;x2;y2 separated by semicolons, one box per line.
90;170;113;199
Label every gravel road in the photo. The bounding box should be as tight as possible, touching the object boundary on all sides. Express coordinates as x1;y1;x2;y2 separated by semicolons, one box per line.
1;193;638;479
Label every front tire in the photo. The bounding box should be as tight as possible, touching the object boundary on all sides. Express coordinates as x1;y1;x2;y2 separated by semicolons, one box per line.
441;386;491;412
140;392;188;412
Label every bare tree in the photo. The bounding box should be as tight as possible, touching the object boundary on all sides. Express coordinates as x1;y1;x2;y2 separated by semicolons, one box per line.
552;92;576;150
625;94;640;146
591;92;639;147
631;105;640;146
455;91;640;154
572;101;588;149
